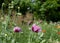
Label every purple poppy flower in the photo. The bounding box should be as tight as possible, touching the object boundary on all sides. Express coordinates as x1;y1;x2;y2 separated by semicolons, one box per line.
39;20;43;23
32;24;41;33
13;27;21;32
28;21;33;25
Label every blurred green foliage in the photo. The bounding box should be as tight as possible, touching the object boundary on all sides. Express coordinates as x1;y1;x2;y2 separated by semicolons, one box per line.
0;0;60;22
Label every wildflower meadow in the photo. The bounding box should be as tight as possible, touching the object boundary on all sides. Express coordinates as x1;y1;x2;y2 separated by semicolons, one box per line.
0;0;60;43
0;17;60;43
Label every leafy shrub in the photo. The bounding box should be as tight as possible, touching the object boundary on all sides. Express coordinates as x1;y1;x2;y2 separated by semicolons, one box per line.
0;0;4;8
0;0;60;22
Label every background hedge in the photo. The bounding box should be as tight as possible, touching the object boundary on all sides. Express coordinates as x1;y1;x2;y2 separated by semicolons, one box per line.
0;0;60;22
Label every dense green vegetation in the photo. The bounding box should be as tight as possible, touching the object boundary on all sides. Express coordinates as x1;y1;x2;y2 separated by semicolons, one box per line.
0;0;60;22
0;19;60;43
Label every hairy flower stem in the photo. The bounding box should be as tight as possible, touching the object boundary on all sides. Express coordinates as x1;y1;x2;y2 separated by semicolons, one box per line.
28;31;32;43
1;4;4;16
5;8;11;30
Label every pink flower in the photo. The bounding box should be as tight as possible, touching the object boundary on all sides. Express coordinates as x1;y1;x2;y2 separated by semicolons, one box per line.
28;21;33;25
32;24;41;33
13;27;21;32
39;20;43;23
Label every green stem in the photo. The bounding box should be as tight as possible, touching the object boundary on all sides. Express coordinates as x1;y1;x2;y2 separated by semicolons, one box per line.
28;31;32;43
1;5;4;16
5;8;11;30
